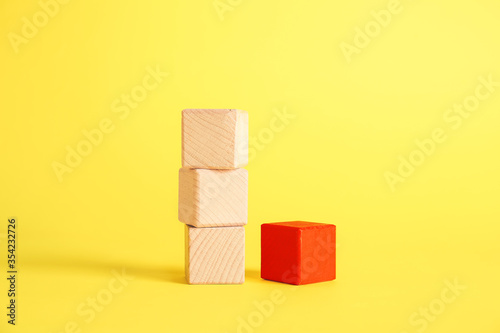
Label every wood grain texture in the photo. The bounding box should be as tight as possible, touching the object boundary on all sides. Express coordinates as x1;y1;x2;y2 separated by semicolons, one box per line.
185;225;245;284
178;168;248;227
182;109;248;169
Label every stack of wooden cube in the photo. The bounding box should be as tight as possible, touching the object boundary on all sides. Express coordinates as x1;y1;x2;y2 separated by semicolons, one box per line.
178;109;248;284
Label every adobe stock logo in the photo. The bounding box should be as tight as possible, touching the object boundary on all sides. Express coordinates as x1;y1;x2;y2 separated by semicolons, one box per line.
213;0;244;21
52;65;168;182
247;107;296;162
281;233;335;283
229;290;287;333
51;269;134;333
385;74;498;192
398;278;466;333
340;0;404;64
8;0;72;54
228;235;339;333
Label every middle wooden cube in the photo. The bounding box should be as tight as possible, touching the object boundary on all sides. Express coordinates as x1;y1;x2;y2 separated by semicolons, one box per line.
178;168;248;227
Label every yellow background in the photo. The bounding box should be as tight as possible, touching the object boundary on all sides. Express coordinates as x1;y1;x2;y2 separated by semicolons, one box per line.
1;0;499;332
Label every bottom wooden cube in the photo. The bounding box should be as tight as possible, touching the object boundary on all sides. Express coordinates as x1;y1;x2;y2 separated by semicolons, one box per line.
185;225;245;284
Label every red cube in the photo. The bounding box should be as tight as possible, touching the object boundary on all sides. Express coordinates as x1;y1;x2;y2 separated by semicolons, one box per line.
261;222;336;285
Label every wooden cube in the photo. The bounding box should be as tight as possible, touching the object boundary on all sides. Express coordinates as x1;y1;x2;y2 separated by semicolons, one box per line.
185;225;245;284
178;168;248;227
182;109;248;169
261;222;336;285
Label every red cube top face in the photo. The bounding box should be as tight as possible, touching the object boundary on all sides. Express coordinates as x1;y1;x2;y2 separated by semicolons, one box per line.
261;222;336;285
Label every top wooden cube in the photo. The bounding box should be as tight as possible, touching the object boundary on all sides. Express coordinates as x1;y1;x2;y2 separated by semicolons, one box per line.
182;109;248;169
